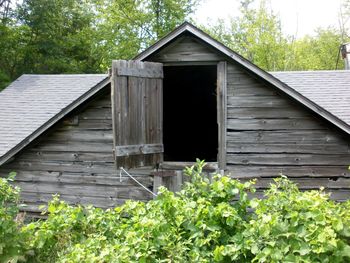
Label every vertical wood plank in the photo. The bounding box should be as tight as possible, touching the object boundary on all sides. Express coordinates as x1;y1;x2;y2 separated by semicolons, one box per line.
173;171;183;192
217;61;227;170
153;175;163;196
111;60;164;169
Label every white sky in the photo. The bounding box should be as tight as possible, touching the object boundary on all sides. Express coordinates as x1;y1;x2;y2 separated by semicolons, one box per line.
194;0;344;38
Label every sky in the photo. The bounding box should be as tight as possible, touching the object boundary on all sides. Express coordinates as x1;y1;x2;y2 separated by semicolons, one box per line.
194;0;344;38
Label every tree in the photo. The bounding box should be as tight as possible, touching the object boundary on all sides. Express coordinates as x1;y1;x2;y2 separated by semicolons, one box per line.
203;0;347;71
0;0;102;90
0;0;26;90
16;0;100;74
204;0;289;71
290;28;345;70
0;0;12;23
94;0;199;69
0;0;200;91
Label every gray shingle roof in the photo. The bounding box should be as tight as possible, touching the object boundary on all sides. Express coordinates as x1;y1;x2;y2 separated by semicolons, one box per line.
271;70;350;128
0;74;109;164
0;69;350;165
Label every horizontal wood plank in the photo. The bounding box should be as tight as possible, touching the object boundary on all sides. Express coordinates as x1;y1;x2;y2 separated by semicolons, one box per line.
227;73;260;86
227;118;326;130
227;143;350;154
116;143;164;157
31;141;113;153
227;131;347;144
47;130;113;142
79;107;112;120
116;66;163;78
228;96;292;108
1;161;117;174
226;165;350;178
20;192;148;209
85;95;111;108
227;84;278;96
227;153;350;166
150;36;224;62
227;107;311;119
10;171;152;186
21;151;114;163
15;181;153;200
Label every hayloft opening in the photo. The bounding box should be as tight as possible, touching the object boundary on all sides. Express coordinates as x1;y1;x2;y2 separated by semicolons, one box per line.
163;65;218;162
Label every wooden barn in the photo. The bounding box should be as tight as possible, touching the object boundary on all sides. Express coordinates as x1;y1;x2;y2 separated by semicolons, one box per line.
0;22;350;213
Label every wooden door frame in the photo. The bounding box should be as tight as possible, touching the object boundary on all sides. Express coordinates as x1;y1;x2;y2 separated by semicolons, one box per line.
217;61;227;171
161;61;227;171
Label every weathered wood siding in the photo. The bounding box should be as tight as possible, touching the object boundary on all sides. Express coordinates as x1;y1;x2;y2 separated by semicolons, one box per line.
147;33;350;201
148;34;225;63
0;88;155;213
2;33;350;212
226;62;350;200
112;60;164;168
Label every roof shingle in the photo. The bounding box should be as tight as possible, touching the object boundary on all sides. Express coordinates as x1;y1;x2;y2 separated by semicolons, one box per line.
1;70;350;164
271;70;350;127
0;74;108;160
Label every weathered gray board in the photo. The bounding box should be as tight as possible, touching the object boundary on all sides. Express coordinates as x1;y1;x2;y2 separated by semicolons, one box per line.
225;62;350;200
145;34;350;201
111;60;164;169
1;32;350;214
0;90;155;213
148;35;225;63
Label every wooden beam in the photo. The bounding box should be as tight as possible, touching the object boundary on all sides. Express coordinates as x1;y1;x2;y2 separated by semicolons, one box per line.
152;171;177;177
115;144;164;157
116;66;163;79
217;61;227;170
161;161;218;171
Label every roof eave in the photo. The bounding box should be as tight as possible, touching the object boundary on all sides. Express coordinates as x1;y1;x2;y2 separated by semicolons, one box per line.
0;76;111;166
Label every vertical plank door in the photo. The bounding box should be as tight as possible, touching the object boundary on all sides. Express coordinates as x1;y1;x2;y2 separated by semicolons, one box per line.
111;60;163;169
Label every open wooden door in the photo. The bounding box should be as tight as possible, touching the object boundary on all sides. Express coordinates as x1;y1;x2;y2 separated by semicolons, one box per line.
111;60;163;169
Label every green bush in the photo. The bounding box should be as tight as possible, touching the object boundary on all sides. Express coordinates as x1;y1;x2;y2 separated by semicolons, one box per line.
23;161;256;262
1;161;350;262
0;173;26;262
243;177;350;263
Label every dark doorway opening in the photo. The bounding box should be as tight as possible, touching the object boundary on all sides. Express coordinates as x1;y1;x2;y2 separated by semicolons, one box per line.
163;65;218;162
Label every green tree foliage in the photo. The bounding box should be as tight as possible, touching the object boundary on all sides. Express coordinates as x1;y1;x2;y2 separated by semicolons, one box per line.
93;0;199;67
0;0;12;23
16;0;100;74
203;0;348;72
206;0;288;71
290;28;345;70
0;0;199;91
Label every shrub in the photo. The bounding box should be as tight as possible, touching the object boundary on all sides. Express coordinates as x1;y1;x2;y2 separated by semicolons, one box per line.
243;177;350;262
0;173;26;262
23;161;256;262
2;161;350;262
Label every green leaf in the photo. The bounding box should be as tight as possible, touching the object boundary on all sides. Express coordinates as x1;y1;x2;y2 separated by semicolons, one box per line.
213;245;224;261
